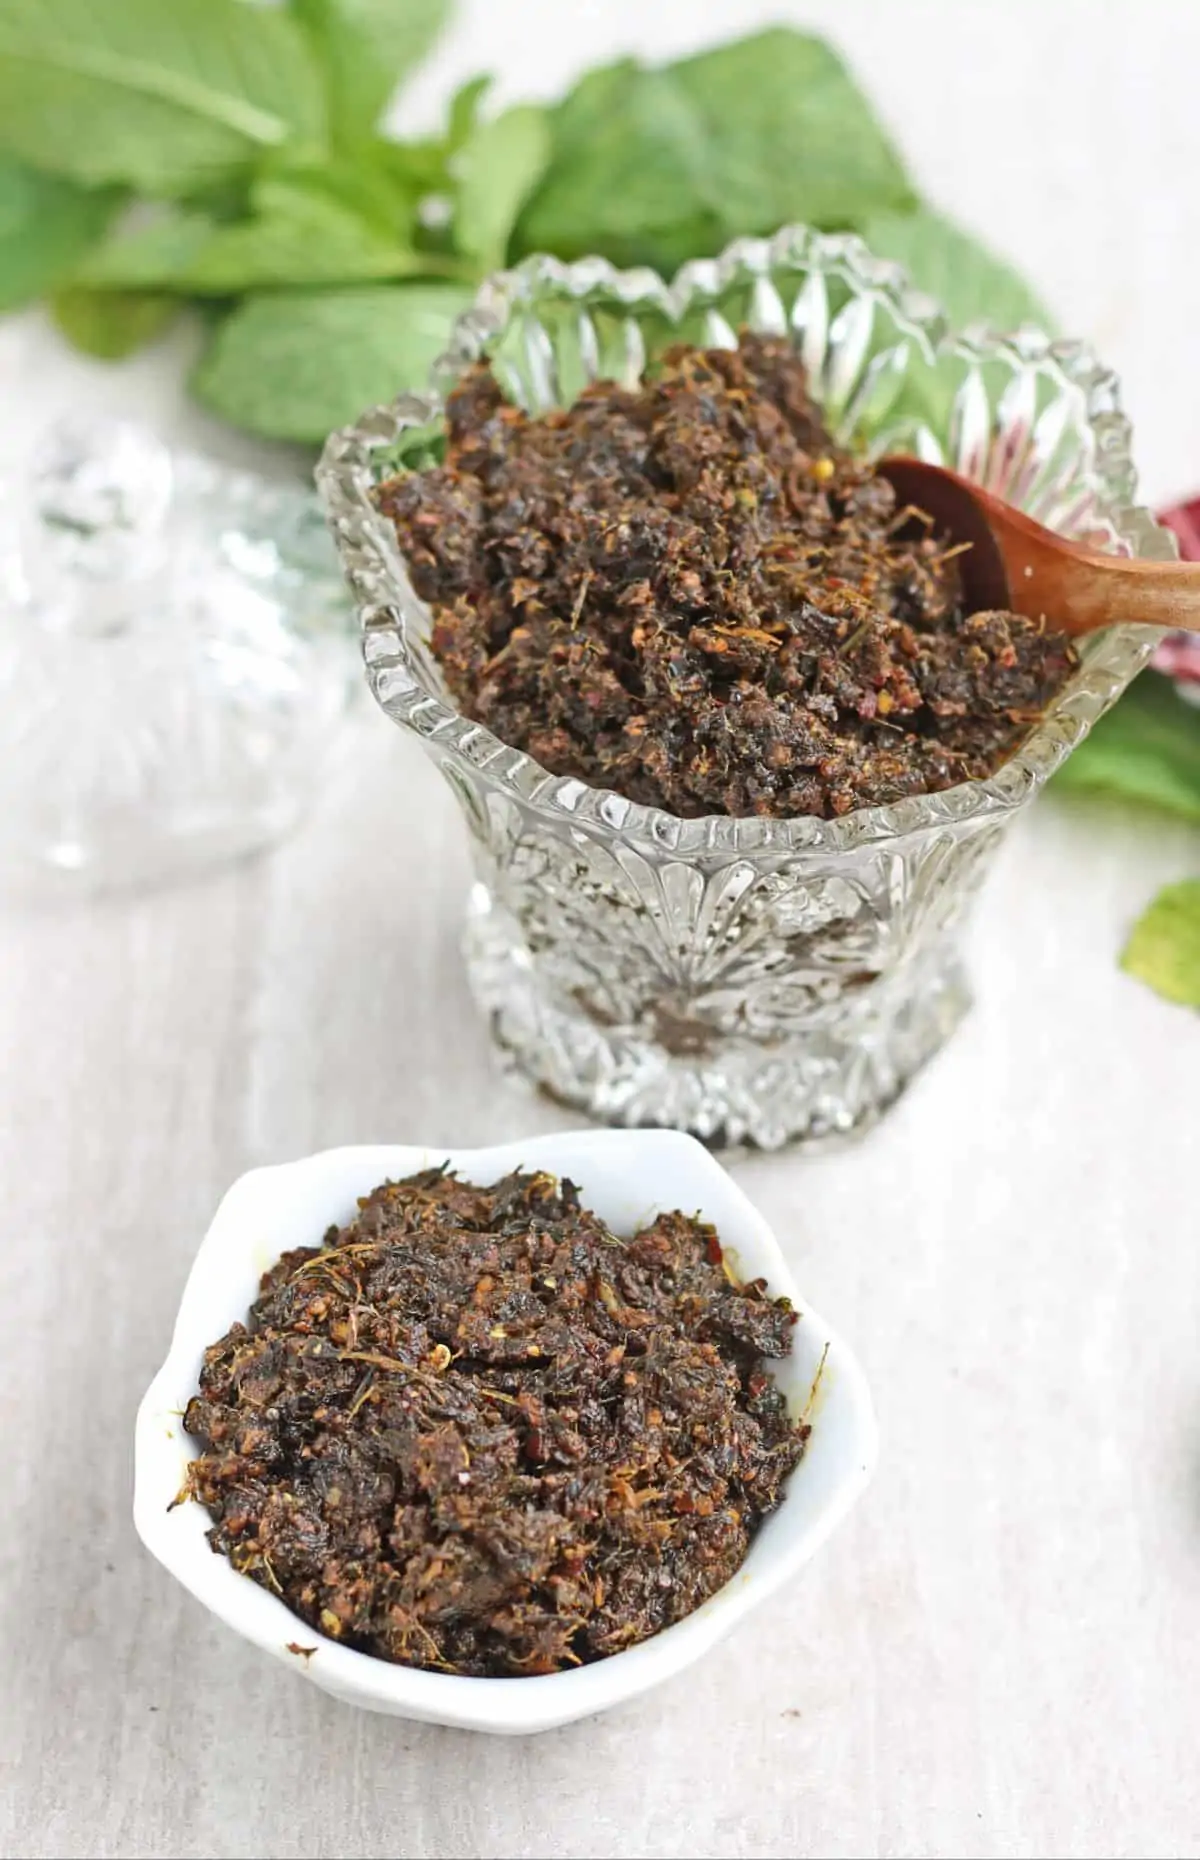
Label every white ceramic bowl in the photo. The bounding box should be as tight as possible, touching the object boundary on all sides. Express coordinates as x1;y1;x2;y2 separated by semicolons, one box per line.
134;1129;877;1734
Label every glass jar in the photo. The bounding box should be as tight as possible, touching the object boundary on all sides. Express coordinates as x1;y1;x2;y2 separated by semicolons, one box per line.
0;419;354;899
319;226;1173;1148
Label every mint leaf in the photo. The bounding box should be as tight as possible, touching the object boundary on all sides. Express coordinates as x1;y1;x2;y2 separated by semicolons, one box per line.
670;29;914;236
291;0;449;146
379;136;455;198
195;171;419;286
455;106;551;272
515;62;720;268
181;216;427;293
1055;672;1200;822
77;210;218;290
0;156;118;312
259;154;414;242
448;75;492;152
51;285;177;359
1121;880;1200;1008
863;206;1054;333
78;172;440;295
518;29;912;270
0;0;325;197
193;283;472;443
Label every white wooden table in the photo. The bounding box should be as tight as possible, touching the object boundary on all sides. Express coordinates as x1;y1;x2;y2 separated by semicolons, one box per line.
2;5;1199;1856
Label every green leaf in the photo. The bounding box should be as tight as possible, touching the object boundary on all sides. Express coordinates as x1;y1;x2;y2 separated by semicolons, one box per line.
51;285;178;358
77;172;445;295
514;61;718;268
376;135;456;200
260;153;415;241
0;0;325;197
291;0;450;146
0;156;118;312
1054;672;1200;822
199;171;419;286
193;283;473;443
863;206;1054;333
182;218;428;293
455;105;551;271
670;28;915;235
447;75;492;152
516;29;914;269
76;210;218;290
1121;880;1200;1008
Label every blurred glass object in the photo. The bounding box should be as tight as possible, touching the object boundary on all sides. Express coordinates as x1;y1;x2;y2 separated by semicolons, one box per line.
0;418;355;899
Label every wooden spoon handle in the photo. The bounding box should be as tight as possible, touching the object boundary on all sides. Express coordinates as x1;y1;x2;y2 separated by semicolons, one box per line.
1052;552;1200;636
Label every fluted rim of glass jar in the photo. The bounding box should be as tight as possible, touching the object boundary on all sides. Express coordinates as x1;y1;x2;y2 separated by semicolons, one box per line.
317;223;1174;858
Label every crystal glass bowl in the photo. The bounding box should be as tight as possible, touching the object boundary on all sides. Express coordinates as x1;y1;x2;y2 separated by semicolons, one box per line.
318;225;1174;1149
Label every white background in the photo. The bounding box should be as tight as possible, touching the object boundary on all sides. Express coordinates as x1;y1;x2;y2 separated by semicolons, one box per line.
2;4;1199;1857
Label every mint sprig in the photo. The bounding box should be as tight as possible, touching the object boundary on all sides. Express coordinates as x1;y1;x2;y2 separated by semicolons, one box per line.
0;4;1055;447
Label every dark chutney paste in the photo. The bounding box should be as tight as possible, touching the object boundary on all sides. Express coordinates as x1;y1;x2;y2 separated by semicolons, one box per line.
184;1166;808;1677
377;333;1077;820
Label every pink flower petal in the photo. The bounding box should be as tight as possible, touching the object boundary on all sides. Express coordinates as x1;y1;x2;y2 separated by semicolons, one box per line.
1159;496;1200;562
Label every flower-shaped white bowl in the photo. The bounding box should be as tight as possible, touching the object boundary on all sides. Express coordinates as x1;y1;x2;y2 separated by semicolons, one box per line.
134;1128;877;1734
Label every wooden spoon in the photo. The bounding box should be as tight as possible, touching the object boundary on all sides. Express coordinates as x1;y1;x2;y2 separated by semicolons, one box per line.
877;455;1197;638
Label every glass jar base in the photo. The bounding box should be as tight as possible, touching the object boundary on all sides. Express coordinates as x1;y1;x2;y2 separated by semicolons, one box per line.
464;901;970;1152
